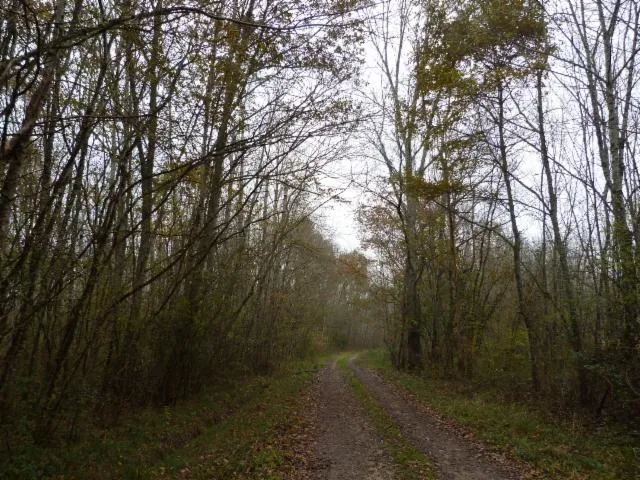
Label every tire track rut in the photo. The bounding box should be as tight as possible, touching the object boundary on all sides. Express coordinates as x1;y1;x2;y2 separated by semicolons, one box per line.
349;358;525;480
313;360;397;480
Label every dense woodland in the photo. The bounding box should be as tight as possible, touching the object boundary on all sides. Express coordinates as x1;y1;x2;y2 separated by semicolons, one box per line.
359;0;640;422
1;0;639;454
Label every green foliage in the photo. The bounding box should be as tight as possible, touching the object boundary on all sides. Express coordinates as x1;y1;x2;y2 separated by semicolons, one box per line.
413;0;548;98
584;348;640;423
416;0;550;99
447;0;546;60
390;173;467;200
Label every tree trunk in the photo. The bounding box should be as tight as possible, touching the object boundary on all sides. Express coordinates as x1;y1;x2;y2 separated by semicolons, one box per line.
536;70;588;403
497;83;541;392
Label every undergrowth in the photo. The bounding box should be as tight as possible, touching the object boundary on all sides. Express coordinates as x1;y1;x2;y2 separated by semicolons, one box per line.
1;358;322;480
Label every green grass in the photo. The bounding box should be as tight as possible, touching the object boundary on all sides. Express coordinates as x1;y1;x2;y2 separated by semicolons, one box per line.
335;353;437;480
359;349;640;480
1;358;322;480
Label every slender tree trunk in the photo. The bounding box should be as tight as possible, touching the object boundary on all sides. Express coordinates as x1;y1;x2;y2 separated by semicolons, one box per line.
0;0;67;253
497;83;541;392
536;70;588;403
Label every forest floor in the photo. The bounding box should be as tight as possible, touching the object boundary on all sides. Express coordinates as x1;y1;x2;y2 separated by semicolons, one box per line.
4;352;637;479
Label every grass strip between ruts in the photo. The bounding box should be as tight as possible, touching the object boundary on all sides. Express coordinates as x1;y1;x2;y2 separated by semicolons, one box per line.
336;354;438;480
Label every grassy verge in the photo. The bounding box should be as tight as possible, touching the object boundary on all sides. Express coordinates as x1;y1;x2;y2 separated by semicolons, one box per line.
2;358;322;480
359;349;639;480
335;354;437;480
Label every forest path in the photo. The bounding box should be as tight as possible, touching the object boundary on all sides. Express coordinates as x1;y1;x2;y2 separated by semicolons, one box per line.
312;359;398;480
347;356;525;480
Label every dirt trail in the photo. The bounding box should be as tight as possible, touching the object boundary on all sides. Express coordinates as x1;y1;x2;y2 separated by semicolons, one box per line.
349;358;524;480
312;360;397;480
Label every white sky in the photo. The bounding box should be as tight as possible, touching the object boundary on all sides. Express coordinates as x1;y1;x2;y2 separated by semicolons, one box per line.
314;5;390;254
316;149;368;252
319;193;362;251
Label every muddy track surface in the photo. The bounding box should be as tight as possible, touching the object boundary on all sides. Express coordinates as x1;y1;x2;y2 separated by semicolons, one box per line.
349;358;524;480
312;360;397;480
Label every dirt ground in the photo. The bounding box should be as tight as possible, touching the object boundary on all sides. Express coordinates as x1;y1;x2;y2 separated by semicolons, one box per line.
312;359;398;480
304;357;531;480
